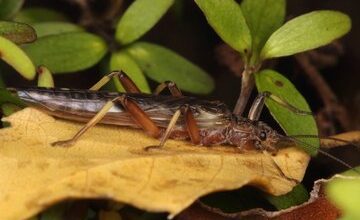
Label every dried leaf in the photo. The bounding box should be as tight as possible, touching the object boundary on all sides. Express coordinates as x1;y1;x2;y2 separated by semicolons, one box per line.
320;131;360;149
0;108;309;220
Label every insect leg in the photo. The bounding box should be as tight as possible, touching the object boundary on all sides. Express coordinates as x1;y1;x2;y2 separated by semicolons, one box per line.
147;104;200;150
118;95;161;138
182;105;201;144
153;81;182;97
248;92;313;121
90;70;141;93
51;97;120;147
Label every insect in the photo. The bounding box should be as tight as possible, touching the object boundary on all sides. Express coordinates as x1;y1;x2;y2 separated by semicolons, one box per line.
8;71;358;172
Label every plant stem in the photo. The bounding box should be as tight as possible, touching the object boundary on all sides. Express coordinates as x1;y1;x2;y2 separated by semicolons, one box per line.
295;53;351;131
233;68;255;116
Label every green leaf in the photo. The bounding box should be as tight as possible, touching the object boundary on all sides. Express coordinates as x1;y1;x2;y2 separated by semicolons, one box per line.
0;21;36;44
195;0;251;57
261;10;351;59
255;69;319;155
110;51;150;93
241;0;285;57
23;32;107;73
126;42;214;94
37;65;54;87
31;22;83;38
0;88;25;107
266;184;309;210
326;167;360;220
115;0;174;45
1;103;21;116
14;7;68;23
0;36;35;80
0;0;24;20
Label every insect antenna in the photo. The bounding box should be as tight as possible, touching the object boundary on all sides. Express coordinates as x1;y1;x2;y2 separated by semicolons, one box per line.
283;135;360;175
289;134;360;150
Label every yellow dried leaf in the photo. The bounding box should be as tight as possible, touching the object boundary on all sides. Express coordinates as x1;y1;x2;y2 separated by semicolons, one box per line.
0;108;309;220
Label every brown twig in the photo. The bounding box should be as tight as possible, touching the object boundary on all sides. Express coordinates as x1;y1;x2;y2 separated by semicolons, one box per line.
295;53;351;134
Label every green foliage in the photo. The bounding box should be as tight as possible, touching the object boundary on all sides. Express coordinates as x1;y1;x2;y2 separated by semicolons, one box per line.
14;7;68;23
0;0;24;20
255;70;319;155
37;65;54;87
110;51;150;93
326;167;360;220
0;35;35;79
0;21;36;44
261;10;351;59
31;22;83;38
126;42;214;94
266;184;309;210
23;32;107;73
241;0;285;58
195;0;251;58
116;0;174;45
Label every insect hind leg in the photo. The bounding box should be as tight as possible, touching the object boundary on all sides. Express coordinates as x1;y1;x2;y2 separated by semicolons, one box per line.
90;70;141;93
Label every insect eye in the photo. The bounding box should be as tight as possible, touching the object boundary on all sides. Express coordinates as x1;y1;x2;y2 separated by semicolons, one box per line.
259;131;267;141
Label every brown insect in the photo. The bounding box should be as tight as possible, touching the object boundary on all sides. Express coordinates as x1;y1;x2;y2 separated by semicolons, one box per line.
9;71;358;172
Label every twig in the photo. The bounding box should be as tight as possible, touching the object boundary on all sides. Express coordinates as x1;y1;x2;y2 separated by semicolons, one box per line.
295;53;351;132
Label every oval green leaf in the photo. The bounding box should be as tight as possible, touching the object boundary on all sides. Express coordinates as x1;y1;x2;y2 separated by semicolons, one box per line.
0;36;35;79
326;167;360;220
261;10;351;59
241;0;285;57
23;32;107;73
255;69;319;155
110;51;150;93
195;0;251;57
126;42;214;94
0;21;36;44
31;22;83;38
37;65;54;87
0;0;24;20
14;7;68;24
115;0;174;45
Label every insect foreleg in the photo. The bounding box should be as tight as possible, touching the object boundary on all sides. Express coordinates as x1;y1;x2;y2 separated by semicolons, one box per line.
248;92;313;121
90;70;141;93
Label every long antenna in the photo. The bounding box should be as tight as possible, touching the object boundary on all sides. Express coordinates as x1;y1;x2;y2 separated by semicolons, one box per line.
283;135;360;175
289;134;360;149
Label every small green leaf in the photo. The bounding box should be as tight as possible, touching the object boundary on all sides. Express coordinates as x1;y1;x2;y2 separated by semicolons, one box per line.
126;42;214;94
14;7;68;23
0;0;24;20
37;65;54;87
326;167;360;220
195;0;251;57
31;22;83;38
261;10;351;59
255;69;319;155
110;51;150;93
0;36;35;79
241;0;285;57
1;103;21;116
115;0;174;45
0;21;36;44
266;184;309;210
23;32;107;73
0;88;25;107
